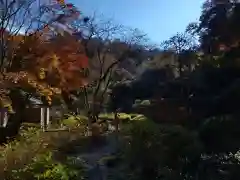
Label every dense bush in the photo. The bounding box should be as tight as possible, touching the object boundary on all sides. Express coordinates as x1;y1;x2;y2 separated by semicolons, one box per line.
11;152;85;180
115;117;240;180
199;115;240;154
117;118;202;179
0;120;87;180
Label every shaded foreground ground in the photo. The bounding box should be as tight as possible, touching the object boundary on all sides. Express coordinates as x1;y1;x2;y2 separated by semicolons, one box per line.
1;113;240;180
0;114;132;180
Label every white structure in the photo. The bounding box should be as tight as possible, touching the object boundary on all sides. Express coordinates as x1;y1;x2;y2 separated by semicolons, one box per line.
0;108;8;127
40;106;50;131
29;96;51;131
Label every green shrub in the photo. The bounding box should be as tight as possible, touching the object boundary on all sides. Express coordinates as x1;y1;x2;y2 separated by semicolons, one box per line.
134;99;141;104
11;152;85;180
61;115;88;128
121;119;203;180
0;123;86;179
99;112;132;120
140;100;151;106
199;115;240;154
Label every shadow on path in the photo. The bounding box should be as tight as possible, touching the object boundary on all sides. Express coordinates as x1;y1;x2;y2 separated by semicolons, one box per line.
59;132;120;180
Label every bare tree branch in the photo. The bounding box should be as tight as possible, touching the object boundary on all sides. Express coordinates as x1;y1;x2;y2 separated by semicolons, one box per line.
74;13;151;116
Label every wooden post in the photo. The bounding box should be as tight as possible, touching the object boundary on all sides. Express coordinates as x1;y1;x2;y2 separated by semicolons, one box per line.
0;108;8;127
46;107;50;129
3;110;8;127
40;107;45;131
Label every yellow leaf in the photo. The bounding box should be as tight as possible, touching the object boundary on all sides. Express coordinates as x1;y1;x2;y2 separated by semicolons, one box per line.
38;71;46;80
51;54;59;68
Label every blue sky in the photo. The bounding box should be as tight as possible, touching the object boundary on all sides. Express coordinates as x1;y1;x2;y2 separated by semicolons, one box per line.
69;0;204;44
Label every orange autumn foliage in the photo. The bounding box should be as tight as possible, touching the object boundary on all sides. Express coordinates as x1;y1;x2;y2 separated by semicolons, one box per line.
0;31;88;107
0;0;87;109
12;33;88;86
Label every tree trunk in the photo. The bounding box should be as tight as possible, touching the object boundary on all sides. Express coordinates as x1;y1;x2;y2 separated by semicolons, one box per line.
5;89;27;139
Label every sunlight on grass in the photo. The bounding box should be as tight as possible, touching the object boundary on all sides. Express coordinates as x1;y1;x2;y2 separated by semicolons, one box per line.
99;112;141;120
61;115;88;128
131;114;146;121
